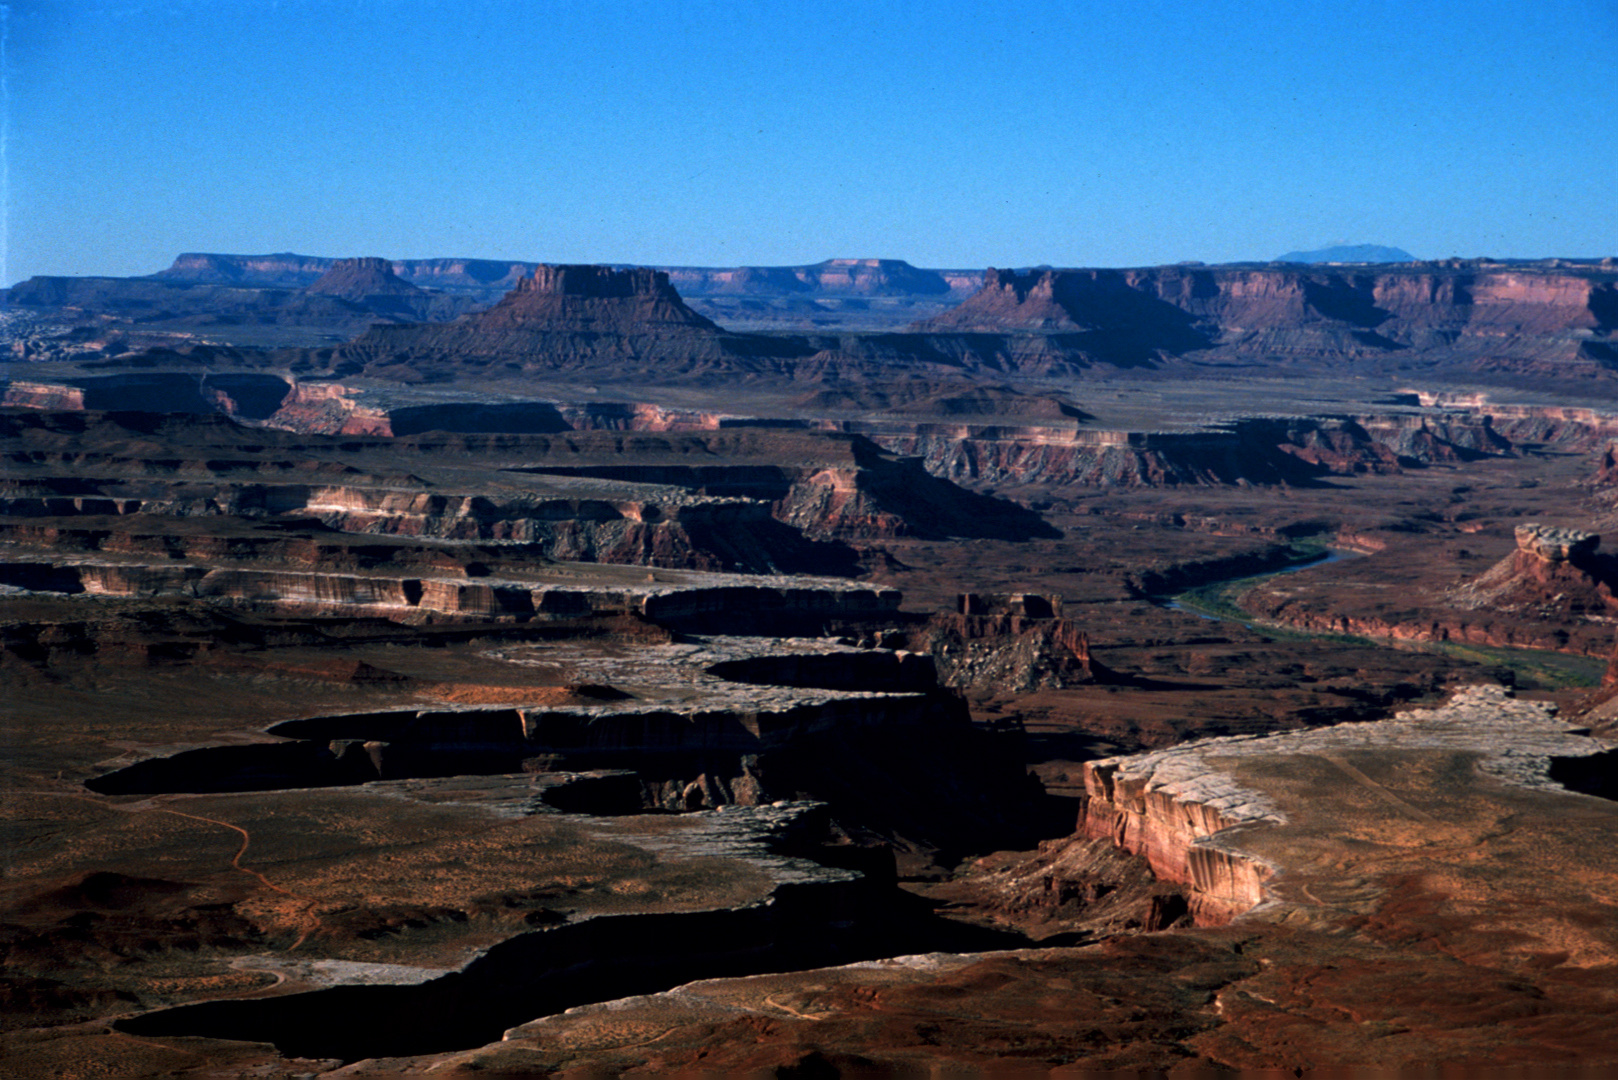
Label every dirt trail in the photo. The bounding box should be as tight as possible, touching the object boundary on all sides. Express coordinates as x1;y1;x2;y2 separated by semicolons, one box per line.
7;789;324;949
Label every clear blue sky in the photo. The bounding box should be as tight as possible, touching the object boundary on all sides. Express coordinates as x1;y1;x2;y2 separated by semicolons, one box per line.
6;0;1616;284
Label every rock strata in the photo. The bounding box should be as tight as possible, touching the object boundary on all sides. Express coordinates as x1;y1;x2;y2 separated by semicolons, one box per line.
1076;685;1608;924
1449;522;1618;617
1514;521;1599;562
924;262;1618;350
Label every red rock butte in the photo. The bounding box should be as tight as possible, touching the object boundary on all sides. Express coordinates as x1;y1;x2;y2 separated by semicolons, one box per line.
472;264;721;332
304;256;424;300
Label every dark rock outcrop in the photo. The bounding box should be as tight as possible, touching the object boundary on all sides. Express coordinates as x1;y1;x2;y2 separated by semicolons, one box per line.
908;610;1101;693
1449;523;1618;617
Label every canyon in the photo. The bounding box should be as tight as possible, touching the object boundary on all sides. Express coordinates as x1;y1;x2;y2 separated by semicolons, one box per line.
5;254;1618;1076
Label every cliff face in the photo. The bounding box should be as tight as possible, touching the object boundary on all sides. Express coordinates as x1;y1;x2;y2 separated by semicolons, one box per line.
260;385;764;438
918;263;1618;369
0;487;842;576
0;410;1054;573
799;258;954;296
768;445;1058;541
1448;523;1618;618
153;252;337;286
7;556;901;625
1074;685;1612;931
916;268;1214;362
155;252;536;291
8;370;1605;497
875;412;1514;489
1076;753;1275;926
471;265;720;332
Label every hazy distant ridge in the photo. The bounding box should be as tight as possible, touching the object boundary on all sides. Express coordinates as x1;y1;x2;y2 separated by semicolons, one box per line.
1274;244;1417;264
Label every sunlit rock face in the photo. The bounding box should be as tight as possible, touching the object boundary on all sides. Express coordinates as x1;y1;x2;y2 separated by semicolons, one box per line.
1442;521;1618;623
1074;684;1611;925
1514;522;1599;563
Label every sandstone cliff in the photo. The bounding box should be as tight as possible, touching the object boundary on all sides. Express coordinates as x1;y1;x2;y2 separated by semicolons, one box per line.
1447;523;1618;618
871;412;1513;489
916;262;1618;375
1075;685;1609;926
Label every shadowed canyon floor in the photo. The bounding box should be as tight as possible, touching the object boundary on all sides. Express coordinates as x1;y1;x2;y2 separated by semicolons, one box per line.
5;257;1618;1076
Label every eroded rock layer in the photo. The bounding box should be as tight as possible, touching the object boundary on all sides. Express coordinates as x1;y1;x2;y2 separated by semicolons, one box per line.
1075;685;1606;922
920;263;1618;371
0;410;1055;578
324;684;1618;1076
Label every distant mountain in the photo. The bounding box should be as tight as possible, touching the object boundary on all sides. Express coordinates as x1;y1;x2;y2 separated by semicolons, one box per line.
1274;244;1417;264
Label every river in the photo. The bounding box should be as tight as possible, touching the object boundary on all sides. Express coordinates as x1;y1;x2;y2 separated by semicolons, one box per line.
1159;546;1604;689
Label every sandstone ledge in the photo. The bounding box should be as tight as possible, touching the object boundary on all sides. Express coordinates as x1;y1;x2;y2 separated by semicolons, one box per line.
4;555;900;625
1077;685;1610;924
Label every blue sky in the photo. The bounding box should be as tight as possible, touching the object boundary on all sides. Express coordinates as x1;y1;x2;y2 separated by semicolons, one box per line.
6;0;1616;284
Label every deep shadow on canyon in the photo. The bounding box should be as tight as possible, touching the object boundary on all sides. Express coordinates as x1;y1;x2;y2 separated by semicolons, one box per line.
115;855;1029;1063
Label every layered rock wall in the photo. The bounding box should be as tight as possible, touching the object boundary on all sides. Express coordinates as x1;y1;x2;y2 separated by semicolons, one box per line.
1074;686;1613;927
870;413;1518;488
928;264;1617;343
1076;755;1274;926
11;560;900;625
